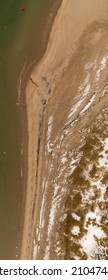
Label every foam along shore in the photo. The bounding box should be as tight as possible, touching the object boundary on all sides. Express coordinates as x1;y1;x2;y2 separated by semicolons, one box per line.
20;0;108;259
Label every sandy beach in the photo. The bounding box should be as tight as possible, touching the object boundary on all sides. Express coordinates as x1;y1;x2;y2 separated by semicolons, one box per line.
21;0;108;259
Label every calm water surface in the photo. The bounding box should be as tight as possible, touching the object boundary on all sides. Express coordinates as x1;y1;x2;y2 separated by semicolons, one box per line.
0;0;56;259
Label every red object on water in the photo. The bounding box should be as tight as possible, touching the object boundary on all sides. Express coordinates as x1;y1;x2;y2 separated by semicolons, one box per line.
21;5;25;11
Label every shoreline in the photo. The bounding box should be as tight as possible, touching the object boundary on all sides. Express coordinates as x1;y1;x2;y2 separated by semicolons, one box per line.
20;0;108;260
20;0;63;260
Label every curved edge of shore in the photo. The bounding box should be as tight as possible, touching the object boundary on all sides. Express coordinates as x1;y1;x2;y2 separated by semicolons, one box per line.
20;0;63;260
20;0;108;260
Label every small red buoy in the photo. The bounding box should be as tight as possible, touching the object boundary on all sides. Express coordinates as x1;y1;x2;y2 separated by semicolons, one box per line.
21;5;25;11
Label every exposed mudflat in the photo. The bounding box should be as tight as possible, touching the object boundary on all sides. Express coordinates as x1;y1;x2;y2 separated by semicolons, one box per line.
21;0;108;259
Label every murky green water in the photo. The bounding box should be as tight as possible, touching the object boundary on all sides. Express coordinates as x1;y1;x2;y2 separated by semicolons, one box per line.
0;0;57;259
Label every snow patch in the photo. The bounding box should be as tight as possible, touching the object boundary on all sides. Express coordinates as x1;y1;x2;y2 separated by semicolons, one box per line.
71;226;80;236
71;212;81;221
80;93;96;114
47;116;53;153
61;157;67;164
95;53;108;83
81;225;106;258
47;116;53;141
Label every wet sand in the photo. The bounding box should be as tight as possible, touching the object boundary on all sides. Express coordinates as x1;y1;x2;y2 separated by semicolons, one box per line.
21;0;108;259
20;0;63;260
